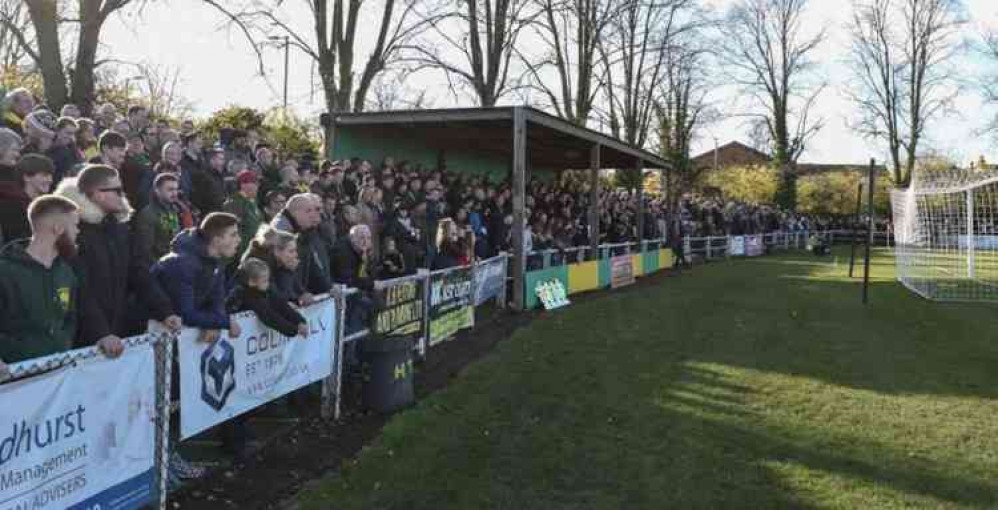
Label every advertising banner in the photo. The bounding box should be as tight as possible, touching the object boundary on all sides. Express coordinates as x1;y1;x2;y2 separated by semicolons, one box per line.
473;256;506;306
746;235;764;257
729;236;746;256
373;278;425;338
610;255;635;288
176;299;337;439
429;267;475;346
535;279;570;310
0;344;157;510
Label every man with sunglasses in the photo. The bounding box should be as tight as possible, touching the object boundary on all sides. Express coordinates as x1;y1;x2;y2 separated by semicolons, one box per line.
55;164;182;357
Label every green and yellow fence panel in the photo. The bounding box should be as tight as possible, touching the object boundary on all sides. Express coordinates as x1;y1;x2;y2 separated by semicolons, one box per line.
598;258;612;288
567;261;599;294
659;249;674;269
643;250;660;274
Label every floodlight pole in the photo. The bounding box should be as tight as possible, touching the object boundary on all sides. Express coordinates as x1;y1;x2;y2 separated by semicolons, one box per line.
848;182;863;278
862;158;875;304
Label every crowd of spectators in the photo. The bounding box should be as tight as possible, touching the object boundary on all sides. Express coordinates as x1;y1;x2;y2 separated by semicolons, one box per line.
0;86;858;469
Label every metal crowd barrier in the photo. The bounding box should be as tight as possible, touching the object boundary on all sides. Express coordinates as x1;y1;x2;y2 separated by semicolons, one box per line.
1;253;510;510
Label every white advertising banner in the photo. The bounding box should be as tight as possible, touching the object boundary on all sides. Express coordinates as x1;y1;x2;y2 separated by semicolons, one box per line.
176;298;337;439
0;344;157;510
729;236;746;256
473;256;506;306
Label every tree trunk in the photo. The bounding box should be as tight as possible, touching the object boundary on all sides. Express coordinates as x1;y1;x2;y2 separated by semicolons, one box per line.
71;0;104;115
24;0;67;110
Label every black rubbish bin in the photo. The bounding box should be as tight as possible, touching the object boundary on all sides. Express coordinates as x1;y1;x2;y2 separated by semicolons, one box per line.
361;335;416;413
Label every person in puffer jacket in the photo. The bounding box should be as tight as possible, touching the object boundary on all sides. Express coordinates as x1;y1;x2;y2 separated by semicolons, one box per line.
152;212;243;342
54;164;181;353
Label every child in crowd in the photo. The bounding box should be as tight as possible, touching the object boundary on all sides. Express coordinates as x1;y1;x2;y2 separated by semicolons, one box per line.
223;258;308;460
228;258;309;339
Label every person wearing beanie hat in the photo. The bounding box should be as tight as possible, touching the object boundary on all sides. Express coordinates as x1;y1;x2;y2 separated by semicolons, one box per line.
22;109;58;155
223;169;264;259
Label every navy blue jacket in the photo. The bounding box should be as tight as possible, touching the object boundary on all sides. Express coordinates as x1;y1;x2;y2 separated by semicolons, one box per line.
152;229;230;329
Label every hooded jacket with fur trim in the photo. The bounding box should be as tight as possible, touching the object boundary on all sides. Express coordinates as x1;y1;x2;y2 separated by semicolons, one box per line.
54;177;173;343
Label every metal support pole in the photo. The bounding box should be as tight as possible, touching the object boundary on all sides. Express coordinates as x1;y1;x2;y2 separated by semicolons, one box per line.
967;189;975;278
419;269;431;358
849;183;863;278
511;107;527;310
863;159;876;304
154;333;174;510
333;286;348;419
322;287;346;419
635;159;644;250
589;144;601;261
706;237;712;259
496;254;509;309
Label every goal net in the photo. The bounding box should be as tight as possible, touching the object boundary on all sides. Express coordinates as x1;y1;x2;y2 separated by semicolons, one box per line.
891;168;998;301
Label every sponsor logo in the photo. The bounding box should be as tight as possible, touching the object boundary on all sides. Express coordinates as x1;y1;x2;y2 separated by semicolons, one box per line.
200;339;236;411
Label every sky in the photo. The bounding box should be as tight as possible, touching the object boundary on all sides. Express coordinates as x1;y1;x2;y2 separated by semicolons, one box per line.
102;0;998;167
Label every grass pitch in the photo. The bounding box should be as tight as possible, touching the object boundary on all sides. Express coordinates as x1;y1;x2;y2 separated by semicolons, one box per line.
297;247;998;509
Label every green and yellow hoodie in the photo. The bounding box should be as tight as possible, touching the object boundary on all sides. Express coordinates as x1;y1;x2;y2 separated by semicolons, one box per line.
0;242;79;363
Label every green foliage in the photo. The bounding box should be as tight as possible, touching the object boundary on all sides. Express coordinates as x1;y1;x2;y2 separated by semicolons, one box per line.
263;109;321;160
200;106;320;160
613;168;643;191
797;171;892;216
703;164;780;204
0;66;44;100
200;106;267;144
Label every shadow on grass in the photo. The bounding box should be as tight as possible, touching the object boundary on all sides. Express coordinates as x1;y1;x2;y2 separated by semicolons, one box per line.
294;248;998;509
653;363;998;508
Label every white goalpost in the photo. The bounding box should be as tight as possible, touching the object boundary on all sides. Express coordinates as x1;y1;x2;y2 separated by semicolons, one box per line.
891;168;998;302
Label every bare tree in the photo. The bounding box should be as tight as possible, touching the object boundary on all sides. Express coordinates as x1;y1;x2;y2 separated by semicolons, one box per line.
985;29;998;139
597;0;701;149
519;0;620;125
205;0;440;114
0;0;31;70
410;0;533;107
721;0;826;208
0;0;141;113
657;37;716;210
849;0;963;187
134;63;196;120
367;70;433;111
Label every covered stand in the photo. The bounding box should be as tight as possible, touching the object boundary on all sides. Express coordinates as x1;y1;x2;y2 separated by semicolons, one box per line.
322;106;671;310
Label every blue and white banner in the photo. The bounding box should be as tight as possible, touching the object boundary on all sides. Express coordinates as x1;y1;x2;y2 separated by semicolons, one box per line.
746;235;764;257
0;344;157;510
729;236;746;256
473;256;506;306
176;298;337;439
957;235;998;250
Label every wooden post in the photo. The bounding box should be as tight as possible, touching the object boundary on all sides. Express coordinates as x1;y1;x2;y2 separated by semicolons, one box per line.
589;144;600;261
511;107;527;310
863;159;876;304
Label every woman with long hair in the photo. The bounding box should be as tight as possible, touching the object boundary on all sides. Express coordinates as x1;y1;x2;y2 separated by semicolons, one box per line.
433;217;474;269
241;225;312;306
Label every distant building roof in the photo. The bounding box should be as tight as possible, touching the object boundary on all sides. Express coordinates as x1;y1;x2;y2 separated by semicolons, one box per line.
691;141;770;169
692;140;886;175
